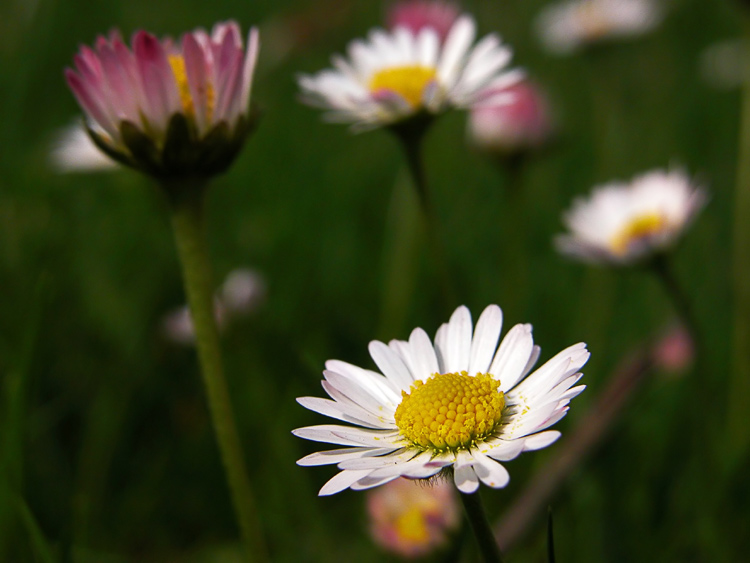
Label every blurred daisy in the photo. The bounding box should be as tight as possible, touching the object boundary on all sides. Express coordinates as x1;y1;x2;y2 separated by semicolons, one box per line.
555;169;706;265
65;21;259;179
467;78;555;156
294;305;588;495
50;121;120;173
298;15;521;130
535;0;663;55
367;477;460;558
386;1;461;43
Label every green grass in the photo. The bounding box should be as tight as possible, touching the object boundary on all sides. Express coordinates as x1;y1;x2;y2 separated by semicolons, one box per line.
0;0;747;560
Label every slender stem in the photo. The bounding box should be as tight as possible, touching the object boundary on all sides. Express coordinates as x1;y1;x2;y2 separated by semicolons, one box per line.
729;14;750;454
392;124;457;308
649;254;700;353
168;185;267;562
460;490;504;563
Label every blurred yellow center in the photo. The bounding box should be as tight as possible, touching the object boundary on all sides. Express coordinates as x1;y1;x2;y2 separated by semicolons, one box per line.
169;55;215;123
611;213;667;255
369;66;437;108
395;507;430;546
394;372;505;452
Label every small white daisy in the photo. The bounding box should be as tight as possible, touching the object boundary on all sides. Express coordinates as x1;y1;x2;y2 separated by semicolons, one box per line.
535;0;663;55
555;169;707;265
293;305;588;495
298;15;522;130
50;122;120;173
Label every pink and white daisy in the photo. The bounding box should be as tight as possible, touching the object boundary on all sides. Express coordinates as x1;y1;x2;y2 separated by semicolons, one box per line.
293;305;588;495
555;169;707;265
386;1;461;43
65;21;259;178
467;79;555;156
366;477;460;558
298;15;521;130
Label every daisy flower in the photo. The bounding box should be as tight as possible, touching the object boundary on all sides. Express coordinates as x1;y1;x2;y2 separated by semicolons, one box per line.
535;0;663;55
555;169;707;265
467;79;555;156
293;305;588;495
298;15;522;130
65;21;259;179
50;121;120;173
366;476;460;558
386;1;461;43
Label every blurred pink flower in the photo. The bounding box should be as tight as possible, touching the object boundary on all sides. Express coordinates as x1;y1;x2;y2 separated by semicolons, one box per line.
162;299;227;346
653;324;694;375
468;79;554;156
65;21;259;178
386;1;461;42
367;477;460;558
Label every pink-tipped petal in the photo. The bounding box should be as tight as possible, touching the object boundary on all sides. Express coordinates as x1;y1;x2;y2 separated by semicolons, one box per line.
65;69;118;137
133;30;181;129
182;33;211;132
239;27;260;116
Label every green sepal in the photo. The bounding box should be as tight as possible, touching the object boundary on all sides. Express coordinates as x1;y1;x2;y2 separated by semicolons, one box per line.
120;120;162;177
84;123;136;169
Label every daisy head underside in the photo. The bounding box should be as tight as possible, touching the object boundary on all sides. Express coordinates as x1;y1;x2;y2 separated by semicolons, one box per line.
298;15;522;131
293;305;588;495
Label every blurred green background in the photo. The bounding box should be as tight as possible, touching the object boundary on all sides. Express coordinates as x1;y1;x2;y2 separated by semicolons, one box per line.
0;0;747;560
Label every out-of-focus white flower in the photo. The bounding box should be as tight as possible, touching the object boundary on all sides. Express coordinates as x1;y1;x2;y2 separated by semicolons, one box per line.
220;268;266;317
467;79;554;156
293;304;588;495
162;268;265;345
699;39;744;90
162;299;227;346
50;122;120;173
366;477;460;558
555;169;706;265
65;21;259;179
298;15;521;130
386;1;461;43
535;0;663;55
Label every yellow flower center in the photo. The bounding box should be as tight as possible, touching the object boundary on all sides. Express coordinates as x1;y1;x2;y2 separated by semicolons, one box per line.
610;212;668;256
369;65;437;109
394;507;430;546
168;55;215;123
394;372;505;453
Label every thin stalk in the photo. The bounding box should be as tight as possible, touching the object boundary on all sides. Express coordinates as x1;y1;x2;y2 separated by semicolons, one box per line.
392;122;457;308
168;185;267;562
729;15;750;454
460;490;504;563
649;254;700;354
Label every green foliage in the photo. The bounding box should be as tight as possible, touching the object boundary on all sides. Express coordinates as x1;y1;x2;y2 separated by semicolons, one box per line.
0;0;746;560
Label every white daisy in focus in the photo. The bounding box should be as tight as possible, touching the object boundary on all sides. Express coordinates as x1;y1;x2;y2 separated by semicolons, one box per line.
298;15;522;130
293;305;588;495
555;169;707;265
50;122;119;173
535;0;663;55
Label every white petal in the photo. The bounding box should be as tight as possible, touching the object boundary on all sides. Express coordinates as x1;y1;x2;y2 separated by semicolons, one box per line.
438;16;476;89
473;451;510;488
522;430;561;451
440;306;473;373
453;450;479;493
319;469;372;496
292;425;400;448
338;448;415;470
296;396;396;429
369;340;415;390
297;446;394;466
489;323;534;392
469;305;503;374
350;473;401;491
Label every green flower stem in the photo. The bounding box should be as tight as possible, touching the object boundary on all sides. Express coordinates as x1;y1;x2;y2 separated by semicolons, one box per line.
460;490;504;563
649;254;700;352
729;14;750;454
168;185;267;562
392;122;457;309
